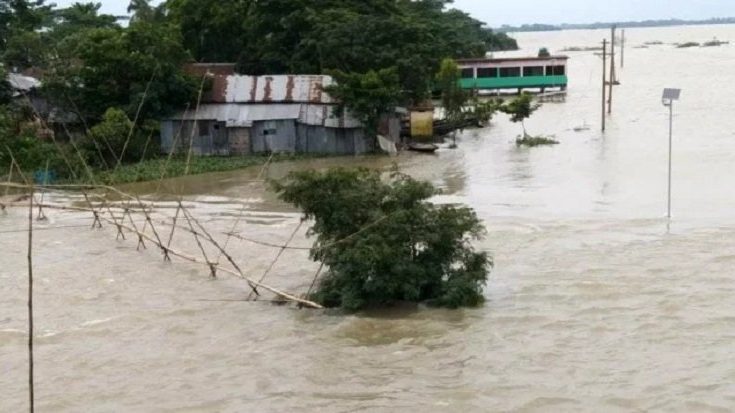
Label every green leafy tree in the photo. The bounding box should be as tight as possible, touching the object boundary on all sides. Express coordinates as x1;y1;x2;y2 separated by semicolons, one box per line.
538;47;550;57
1;0;54;68
0;0;53;34
166;0;253;63
436;58;468;145
485;29;518;51
274;168;492;311
165;0;518;104
50;2;118;40
0;65;13;105
45;20;196;124
501;92;540;136
3;29;46;69
324;68;401;139
128;0;167;23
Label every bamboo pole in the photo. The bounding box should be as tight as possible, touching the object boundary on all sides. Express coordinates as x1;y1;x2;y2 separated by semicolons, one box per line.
179;206;259;294
27;187;35;413
248;220;304;300
94;212;322;308
2;199;309;305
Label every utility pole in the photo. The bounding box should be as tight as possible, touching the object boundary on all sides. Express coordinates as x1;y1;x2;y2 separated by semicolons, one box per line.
608;25;616;115
602;39;607;132
621;29;625;68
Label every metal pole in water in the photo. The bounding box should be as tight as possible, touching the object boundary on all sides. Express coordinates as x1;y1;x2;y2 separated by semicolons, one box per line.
602;39;607;132
667;102;673;218
608;26;616;115
621;29;625;68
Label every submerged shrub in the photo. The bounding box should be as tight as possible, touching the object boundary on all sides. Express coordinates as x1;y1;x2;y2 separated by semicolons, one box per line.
273;168;492;311
516;135;560;147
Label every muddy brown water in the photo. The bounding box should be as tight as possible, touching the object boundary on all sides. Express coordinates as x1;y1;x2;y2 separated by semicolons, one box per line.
4;25;735;412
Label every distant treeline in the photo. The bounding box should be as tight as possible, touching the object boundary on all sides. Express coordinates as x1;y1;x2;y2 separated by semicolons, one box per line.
498;17;735;32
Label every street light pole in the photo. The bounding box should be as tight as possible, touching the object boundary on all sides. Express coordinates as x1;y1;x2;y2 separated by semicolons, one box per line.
667;101;673;218
661;88;681;219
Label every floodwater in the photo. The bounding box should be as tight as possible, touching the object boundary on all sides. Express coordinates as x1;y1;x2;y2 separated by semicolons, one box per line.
4;25;735;412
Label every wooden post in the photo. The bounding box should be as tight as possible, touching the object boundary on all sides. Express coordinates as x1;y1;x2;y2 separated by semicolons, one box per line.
602;39;607;132
27;187;35;413
608;26;616;115
621;29;625;68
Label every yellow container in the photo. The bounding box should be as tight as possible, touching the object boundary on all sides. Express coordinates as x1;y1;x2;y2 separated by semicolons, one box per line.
410;111;434;139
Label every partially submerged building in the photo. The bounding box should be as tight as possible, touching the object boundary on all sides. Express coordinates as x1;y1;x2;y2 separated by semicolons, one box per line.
457;55;569;93
161;66;375;155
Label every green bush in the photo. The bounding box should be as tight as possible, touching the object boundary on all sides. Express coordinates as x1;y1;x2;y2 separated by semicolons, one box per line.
274;168;492;311
82;107;153;169
0;133;87;180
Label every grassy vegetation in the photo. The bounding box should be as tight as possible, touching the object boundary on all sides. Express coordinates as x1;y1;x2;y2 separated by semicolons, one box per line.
702;39;729;47
560;46;603;52
69;153;338;186
516;135;560;147
676;42;700;48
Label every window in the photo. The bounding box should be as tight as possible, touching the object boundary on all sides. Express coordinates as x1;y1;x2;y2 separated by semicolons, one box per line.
546;65;566;76
523;66;544;77
460;68;475;79
262;121;277;136
197;120;210;137
499;67;521;78
477;67;498;78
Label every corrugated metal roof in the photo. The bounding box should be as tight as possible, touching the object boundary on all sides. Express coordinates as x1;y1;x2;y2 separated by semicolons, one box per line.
299;104;361;128
8;73;41;96
214;75;336;104
168;103;361;128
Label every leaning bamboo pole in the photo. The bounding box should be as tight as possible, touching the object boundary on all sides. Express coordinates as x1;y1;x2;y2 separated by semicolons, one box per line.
94;213;323;308
4;196;321;308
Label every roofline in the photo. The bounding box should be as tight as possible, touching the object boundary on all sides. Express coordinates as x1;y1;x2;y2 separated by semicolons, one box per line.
456;55;569;64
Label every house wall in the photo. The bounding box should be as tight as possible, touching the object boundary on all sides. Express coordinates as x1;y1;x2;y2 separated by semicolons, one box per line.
161;119;229;155
228;127;251;155
163;119;373;155
251;120;297;153
295;125;371;154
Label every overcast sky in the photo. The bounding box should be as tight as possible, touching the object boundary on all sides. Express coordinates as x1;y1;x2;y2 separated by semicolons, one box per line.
53;0;735;27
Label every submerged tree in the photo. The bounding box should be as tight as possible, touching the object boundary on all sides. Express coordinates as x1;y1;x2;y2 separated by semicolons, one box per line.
436;58;468;147
501;92;540;137
274;168;492;311
501;92;558;146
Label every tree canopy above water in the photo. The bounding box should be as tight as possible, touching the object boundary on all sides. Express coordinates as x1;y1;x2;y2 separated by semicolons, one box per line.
274;168;492;311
